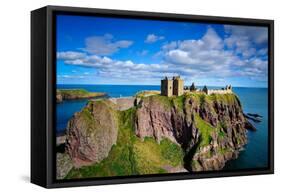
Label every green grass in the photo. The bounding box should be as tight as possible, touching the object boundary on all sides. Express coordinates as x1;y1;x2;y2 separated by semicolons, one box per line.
191;160;201;169
194;114;215;147
57;89;106;98
159;138;184;166
208;93;238;105
79;108;94;124
65;106;184;179
142;94;188;112
218;147;232;155
150;95;174;110
135;90;160;98
57;89;89;95
218;130;226;138
171;95;186;111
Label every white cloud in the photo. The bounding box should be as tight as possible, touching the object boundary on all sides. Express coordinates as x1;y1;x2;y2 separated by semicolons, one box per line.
224;25;268;58
83;34;133;55
161;26;267;81
225;25;268;45
57;51;86;60
57;51;169;80
57;26;268;85
166;49;200;65
162;41;177;50
145;34;165;43
163;28;241;77
201;27;223;50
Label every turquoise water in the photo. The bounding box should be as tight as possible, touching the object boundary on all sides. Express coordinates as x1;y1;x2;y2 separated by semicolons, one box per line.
56;84;269;170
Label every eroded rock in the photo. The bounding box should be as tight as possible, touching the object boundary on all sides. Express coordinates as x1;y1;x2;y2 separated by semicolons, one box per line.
65;100;118;168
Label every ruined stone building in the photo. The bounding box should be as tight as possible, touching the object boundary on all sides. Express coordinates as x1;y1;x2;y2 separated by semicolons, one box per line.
202;85;233;95
161;76;184;97
161;77;173;97
173;76;184;96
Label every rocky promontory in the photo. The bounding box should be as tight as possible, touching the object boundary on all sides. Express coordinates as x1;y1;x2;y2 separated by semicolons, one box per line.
135;93;252;171
56;89;107;103
65;100;118;168
58;92;255;179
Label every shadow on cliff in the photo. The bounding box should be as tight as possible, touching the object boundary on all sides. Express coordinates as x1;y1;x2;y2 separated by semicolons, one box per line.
183;138;201;172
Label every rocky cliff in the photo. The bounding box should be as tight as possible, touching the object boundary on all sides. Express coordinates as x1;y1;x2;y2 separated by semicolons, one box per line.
135;93;251;171
62;92;254;178
65;100;118;168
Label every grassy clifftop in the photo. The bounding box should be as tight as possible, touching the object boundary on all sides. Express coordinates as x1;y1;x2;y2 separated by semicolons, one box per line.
56;89;106;102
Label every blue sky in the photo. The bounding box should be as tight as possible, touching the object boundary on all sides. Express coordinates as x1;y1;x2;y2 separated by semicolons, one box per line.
56;15;268;87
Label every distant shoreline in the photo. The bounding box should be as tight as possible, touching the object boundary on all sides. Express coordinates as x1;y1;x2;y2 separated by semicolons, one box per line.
56;89;107;103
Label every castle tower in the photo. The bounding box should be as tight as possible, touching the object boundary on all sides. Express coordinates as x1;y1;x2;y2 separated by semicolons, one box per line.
173;76;184;96
161;77;173;97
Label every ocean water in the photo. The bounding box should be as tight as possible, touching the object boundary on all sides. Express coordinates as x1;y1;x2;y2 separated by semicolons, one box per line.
56;85;160;134
223;87;268;170
56;84;269;171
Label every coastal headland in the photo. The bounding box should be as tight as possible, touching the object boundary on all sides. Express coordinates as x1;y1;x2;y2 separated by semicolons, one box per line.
56;89;107;103
56;88;257;179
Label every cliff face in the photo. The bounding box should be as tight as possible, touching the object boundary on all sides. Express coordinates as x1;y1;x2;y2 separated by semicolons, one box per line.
135;95;198;148
63;92;251;176
135;93;248;171
65;100;118;168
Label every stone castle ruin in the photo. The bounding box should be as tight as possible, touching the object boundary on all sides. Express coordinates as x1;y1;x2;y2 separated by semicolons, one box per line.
202;85;233;95
161;76;232;97
161;76;184;97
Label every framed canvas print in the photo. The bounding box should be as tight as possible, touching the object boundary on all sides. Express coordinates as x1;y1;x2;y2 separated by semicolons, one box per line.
31;5;274;188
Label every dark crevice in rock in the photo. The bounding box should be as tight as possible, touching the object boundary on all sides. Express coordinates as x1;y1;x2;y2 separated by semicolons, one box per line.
184;140;201;171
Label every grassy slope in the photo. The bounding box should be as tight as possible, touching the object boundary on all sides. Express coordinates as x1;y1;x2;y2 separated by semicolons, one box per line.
65;107;184;179
135;90;160;98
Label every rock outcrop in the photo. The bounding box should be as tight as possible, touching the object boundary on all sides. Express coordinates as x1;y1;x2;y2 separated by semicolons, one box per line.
135;93;251;171
62;92;254;174
65;100;118;168
135;95;199;148
56;153;73;179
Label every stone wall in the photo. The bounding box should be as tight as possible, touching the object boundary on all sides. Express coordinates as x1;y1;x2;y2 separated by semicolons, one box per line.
161;79;173;97
206;89;232;95
173;78;184;96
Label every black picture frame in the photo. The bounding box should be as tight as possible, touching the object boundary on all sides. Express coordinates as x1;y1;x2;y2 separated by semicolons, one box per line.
31;5;274;188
